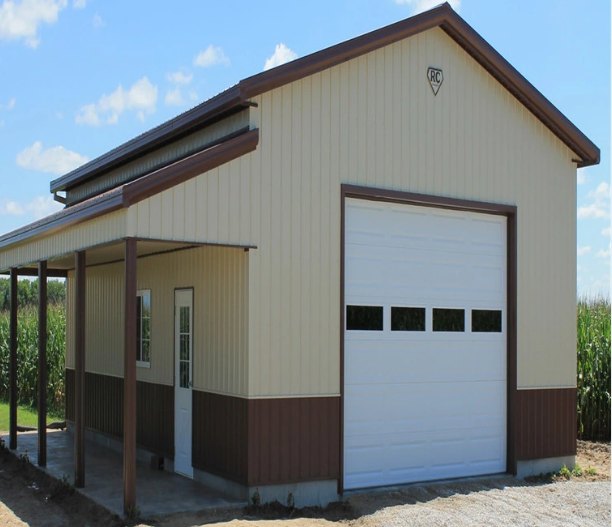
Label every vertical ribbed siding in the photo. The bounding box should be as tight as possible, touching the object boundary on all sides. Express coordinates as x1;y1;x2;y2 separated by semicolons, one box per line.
0;211;125;270
122;26;575;396
63;246;248;395
515;388;577;460
192;390;248;483
247;396;340;486
246;26;575;395
65;369;174;458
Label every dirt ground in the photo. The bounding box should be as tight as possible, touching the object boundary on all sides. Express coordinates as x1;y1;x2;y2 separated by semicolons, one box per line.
0;438;609;527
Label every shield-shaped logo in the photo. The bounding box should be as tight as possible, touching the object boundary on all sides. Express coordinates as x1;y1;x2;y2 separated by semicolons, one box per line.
427;67;444;96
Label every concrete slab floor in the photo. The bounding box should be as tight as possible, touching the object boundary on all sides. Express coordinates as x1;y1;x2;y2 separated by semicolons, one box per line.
2;430;246;518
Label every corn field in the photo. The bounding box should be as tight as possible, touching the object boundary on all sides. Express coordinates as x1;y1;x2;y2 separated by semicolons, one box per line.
0;305;66;417
0;295;609;440
577;296;611;441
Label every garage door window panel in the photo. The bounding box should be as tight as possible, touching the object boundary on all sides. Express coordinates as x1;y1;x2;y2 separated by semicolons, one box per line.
346;305;384;331
432;308;465;332
472;309;502;332
391;307;426;331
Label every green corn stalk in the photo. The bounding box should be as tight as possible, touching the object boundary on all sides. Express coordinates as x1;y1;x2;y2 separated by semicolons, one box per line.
577;296;611;441
0;303;66;418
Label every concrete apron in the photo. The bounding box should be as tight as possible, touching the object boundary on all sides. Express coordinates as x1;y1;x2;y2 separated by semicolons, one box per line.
2;430;246;518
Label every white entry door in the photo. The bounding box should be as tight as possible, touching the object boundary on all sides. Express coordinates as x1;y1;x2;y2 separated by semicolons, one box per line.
344;198;507;490
174;289;193;478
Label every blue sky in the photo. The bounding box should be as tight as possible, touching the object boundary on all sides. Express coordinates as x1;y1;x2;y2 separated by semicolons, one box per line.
0;0;609;295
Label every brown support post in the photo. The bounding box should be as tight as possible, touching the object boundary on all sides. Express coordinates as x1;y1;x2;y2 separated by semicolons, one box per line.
74;251;86;487
38;261;48;466
9;268;18;450
123;238;137;514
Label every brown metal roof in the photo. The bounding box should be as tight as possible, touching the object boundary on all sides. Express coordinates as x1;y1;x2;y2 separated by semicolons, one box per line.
1;129;259;251
49;2;599;197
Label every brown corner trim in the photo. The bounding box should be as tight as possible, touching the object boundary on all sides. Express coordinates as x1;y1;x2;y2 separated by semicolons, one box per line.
339;184;518;493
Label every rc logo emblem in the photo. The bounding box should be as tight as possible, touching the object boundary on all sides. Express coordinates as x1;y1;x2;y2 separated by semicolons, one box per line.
427;67;444;96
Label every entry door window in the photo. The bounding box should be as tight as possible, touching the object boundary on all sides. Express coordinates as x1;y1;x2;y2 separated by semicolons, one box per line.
136;290;151;366
179;306;191;388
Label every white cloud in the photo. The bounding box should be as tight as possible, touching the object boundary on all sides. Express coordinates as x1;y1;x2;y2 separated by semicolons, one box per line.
72;0;85;8
165;86;185;106
55;110;63;119
0;195;62;219
577;170;586;185
92;12;103;28
25;195;63;218
578;181;610;220
189;90;198;102
0;0;67;48
596;247;611;259
602;227;611;237
16;141;88;175
590;181;610;201
393;0;461;15
263;43;297;71
166;70;192;85
75;76;158;126
0;199;24;215
193;45;229;67
577;245;591;256
0;97;16;110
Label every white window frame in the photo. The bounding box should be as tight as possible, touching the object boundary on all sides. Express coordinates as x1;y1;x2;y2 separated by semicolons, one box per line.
136;289;151;368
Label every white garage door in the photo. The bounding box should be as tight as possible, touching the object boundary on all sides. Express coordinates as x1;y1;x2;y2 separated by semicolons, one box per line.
344;198;507;490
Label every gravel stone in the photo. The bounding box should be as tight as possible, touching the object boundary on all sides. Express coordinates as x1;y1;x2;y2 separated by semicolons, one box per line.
352;481;610;527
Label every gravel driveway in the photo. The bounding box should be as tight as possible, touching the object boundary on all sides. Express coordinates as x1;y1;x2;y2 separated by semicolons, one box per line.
347;480;610;527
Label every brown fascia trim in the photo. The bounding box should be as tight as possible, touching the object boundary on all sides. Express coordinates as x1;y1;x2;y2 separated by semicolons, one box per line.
50;86;250;193
237;3;598;167
0;129;259;253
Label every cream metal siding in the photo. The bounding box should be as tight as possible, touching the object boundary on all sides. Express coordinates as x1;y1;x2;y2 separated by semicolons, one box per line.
65;246;249;395
0;211;126;271
67;110;250;205
79;26;577;396
243;26;575;395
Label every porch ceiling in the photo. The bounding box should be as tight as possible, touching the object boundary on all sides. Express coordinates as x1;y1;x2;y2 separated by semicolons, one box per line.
13;239;198;275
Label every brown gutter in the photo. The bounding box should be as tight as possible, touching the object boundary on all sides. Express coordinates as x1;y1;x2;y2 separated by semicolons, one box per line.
0;129;259;252
50;86;247;193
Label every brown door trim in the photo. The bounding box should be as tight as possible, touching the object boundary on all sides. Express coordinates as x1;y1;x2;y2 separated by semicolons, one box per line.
339;184;518;493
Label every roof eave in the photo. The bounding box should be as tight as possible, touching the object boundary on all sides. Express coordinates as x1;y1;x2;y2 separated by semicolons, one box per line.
50;85;247;194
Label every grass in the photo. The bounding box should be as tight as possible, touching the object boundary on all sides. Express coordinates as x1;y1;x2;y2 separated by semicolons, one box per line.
0;400;63;431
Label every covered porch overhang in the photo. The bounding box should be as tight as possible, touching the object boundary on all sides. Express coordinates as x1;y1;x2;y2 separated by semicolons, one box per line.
0;126;259;516
2;235;254;516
